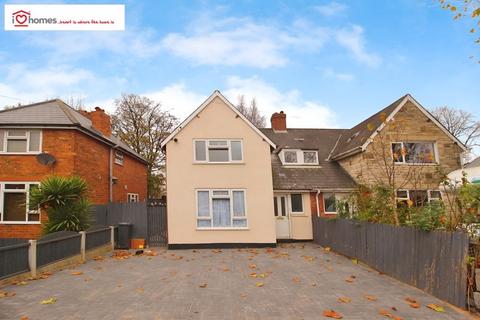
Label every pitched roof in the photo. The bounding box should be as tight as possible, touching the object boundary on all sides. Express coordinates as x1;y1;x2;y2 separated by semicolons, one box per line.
161;90;276;149
0;99;147;163
260;128;356;190
330;94;468;160
466;157;480;169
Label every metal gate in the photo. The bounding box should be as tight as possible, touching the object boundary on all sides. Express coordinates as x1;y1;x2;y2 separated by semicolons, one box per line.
147;204;167;247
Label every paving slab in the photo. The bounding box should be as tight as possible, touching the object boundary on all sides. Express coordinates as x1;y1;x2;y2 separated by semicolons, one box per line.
0;242;473;320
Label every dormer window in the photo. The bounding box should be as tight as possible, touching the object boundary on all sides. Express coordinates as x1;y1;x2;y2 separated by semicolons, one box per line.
280;149;318;165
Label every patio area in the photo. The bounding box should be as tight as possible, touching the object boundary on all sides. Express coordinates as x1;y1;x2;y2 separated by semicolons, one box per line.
0;242;472;319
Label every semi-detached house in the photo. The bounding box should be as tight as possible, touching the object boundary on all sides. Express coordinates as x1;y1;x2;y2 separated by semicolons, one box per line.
162;91;466;248
0;100;148;239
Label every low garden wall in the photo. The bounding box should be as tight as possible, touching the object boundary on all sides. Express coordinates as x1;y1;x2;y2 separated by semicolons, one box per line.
312;217;469;308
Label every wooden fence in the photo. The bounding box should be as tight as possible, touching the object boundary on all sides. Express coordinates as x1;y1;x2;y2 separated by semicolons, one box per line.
0;227;115;280
312;217;469;308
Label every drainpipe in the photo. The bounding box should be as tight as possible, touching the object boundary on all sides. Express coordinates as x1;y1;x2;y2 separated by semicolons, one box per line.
315;189;321;217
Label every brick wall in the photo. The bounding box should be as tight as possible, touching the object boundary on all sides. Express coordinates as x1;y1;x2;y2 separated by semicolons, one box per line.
338;101;463;190
309;192;337;218
112;152;148;203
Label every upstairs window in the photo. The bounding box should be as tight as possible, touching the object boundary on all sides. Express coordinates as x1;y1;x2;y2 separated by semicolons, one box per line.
194;139;243;163
280;149;318;165
392;142;436;164
0;130;41;154
114;150;124;165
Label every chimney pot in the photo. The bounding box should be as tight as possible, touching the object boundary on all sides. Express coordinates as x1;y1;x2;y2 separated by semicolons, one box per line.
84;107;111;137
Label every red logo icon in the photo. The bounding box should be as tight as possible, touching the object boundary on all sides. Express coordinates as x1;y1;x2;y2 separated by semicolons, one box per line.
12;10;30;27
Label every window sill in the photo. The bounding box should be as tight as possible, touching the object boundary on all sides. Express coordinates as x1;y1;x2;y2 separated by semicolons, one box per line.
193;162;245;165
0;221;41;225
324;212;337;215
394;162;439;166
282;165;322;168
291;213;308;217
0;152;42;155
196;227;250;231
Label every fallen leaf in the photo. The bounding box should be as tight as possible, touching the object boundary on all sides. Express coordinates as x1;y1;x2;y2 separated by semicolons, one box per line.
258;273;267;278
405;297;420;308
324;247;331;252
136;287;144;293
255;282;264;287
249;272;257;278
20;316;29;320
323;309;343;319
240;293;248;298
379;308;403;320
41;297;57;304
365;295;378;302
0;291;16;298
426;304;445;312
248;264;257;269
92;256;104;261
71;271;83;276
223;268;230;272
311;282;317;287
15;281;28;286
352;258;358;264
292;277;301;283
337;297;351;303
345;277;354;283
199;283;207;288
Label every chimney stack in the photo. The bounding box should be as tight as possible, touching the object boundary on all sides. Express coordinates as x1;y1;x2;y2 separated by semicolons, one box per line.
271;111;287;132
83;107;112;137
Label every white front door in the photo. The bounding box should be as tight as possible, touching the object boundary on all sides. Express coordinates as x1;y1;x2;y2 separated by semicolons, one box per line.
274;195;290;239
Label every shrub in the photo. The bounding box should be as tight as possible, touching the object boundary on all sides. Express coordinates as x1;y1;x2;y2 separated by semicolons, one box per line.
29;176;92;234
404;202;445;231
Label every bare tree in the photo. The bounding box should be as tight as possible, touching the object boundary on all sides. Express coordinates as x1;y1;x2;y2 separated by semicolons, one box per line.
236;95;267;128
431;106;480;149
64;96;86;110
111;93;178;197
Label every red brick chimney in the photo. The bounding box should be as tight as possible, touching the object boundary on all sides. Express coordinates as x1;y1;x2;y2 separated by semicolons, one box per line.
83;107;112;137
271;111;287;132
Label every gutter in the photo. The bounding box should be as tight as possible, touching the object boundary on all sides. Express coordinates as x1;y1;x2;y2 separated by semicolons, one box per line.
329;146;363;161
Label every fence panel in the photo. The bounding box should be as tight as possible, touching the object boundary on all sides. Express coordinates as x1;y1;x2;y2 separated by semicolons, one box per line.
85;226;111;250
37;231;81;267
92;202;148;239
0;242;30;279
312;217;469;308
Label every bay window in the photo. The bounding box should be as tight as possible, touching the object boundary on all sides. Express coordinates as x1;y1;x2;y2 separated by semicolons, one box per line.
196;189;247;228
194;139;243;163
0;182;40;223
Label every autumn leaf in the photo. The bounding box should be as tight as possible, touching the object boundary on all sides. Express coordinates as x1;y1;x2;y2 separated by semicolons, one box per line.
345;277;354;283
15;281;28;286
249;272;257;278
365;295;378;301
0;291;16;298
136;287;144;293
248;264;257;269
351;258;358;264
367;123;375;131
405;297;420;308
199;283;208;288
71;271;83;276
311;282;317;287
240;293;248;298
337;297;351;303
92;256;104;261
324;247;331;252
41;297;57;305
255;282;264;287
20;316;29;320
426;304;445;312
323;309;343;319
223;268;230;272
292;277;301;283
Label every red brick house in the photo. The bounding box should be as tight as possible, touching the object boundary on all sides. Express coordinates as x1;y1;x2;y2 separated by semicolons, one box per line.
0;99;148;239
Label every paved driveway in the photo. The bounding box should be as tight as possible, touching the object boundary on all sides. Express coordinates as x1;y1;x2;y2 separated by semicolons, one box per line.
0;242;472;320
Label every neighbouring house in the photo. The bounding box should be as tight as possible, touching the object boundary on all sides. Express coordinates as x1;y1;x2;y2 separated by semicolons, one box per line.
0;99;148;239
162;91;467;247
447;157;480;185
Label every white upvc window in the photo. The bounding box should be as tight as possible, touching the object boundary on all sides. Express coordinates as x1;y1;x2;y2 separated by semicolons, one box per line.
114;150;124;165
196;189;247;229
127;193;139;203
0;129;42;154
323;193;337;214
391;141;437;164
0;182;40;224
193;139;243;163
396;189;442;207
280;149;318;165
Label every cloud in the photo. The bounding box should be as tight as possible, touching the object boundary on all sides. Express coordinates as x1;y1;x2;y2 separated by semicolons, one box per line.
322;67;354;81
222;76;337;128
315;2;348;17
161;15;330;68
335;25;381;67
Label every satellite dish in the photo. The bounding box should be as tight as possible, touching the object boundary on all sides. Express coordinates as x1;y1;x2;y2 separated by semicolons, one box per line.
36;153;56;166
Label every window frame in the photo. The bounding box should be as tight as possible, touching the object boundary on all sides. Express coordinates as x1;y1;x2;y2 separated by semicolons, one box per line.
0;182;41;224
195;189;248;230
114;150;124;165
290;193;304;214
323;192;337;215
280;149;319;166
395;189;442;206
193;139;244;163
0;129;42;155
391;141;438;165
127;193;139;203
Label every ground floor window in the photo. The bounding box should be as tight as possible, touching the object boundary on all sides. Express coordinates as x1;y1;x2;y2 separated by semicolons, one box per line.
323;193;337;214
127;193;139;203
290;194;304;213
396;189;442;207
0;182;40;223
196;189;247;228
